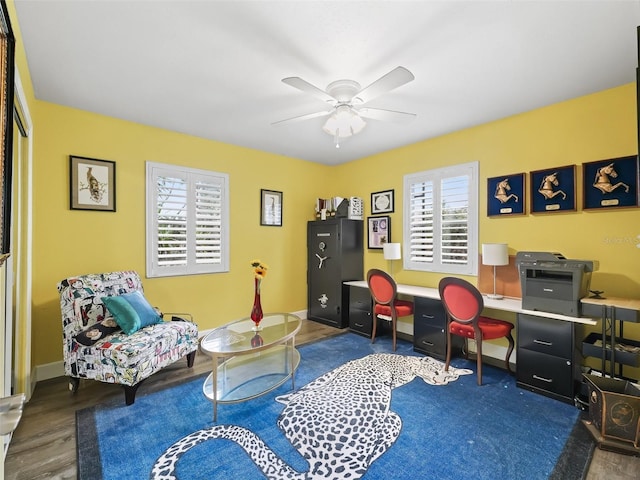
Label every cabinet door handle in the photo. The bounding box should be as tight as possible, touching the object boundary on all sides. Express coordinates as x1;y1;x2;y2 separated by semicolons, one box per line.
354;323;364;328
533;374;553;383
533;339;552;346
421;314;435;319
421;341;434;346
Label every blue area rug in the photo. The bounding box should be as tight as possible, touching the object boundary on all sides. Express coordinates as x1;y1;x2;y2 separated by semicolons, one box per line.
76;332;593;479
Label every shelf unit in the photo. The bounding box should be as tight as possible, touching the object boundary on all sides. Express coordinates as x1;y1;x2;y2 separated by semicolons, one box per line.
581;299;640;380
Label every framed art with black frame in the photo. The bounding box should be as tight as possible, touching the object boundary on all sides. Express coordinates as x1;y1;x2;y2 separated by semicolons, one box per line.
260;189;283;226
583;155;639;210
371;189;394;214
487;173;525;217
530;165;576;214
70;155;116;212
367;216;390;249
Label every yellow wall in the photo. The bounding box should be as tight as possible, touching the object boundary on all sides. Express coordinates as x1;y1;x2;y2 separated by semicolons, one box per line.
8;2;640;378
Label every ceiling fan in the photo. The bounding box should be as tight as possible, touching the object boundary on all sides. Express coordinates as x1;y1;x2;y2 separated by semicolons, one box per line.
273;66;416;147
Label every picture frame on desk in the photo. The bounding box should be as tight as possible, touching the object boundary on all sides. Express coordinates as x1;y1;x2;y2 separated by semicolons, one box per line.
367;215;390;249
582;155;639;210
530;164;576;214
487;173;525;217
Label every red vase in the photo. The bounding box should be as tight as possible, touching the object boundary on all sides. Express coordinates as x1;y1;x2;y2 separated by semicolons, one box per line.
250;278;263;330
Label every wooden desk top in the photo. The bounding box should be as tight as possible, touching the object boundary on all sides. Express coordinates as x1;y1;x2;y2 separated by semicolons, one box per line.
581;296;640;311
345;280;597;326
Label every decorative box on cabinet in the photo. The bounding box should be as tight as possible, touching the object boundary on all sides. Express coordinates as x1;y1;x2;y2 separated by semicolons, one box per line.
349;286;373;337
516;313;583;404
413;297;463;360
307;219;363;329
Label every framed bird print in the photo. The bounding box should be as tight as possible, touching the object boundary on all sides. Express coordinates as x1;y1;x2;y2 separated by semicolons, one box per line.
70;155;116;211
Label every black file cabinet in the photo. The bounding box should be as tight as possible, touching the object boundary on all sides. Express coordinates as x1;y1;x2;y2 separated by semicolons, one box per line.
516;313;583;404
349;286;373;337
413;297;463;360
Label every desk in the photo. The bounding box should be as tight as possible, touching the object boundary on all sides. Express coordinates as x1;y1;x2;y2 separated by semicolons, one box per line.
345;280;596;325
346;280;595;404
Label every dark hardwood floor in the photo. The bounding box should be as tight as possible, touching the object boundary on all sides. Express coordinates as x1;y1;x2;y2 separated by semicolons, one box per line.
4;319;639;479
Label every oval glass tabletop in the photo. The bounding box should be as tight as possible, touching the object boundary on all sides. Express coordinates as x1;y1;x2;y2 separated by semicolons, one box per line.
200;312;302;355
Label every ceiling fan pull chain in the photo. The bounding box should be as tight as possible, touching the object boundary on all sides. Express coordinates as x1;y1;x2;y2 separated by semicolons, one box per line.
334;129;340;148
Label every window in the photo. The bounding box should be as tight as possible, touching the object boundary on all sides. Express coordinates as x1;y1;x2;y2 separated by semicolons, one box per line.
403;161;478;275
146;162;229;277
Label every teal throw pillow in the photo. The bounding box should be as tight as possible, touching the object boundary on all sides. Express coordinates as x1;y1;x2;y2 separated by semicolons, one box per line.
102;291;163;335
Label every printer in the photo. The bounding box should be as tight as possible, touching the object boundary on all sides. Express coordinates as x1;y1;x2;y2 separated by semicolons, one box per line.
516;251;598;317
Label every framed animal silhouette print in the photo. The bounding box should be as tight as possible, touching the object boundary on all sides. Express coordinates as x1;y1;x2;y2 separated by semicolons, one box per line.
487;173;525;217
530;165;576;214
582;156;639;210
70;155;116;211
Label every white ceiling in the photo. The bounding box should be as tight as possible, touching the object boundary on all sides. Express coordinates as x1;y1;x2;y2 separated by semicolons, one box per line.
14;1;640;165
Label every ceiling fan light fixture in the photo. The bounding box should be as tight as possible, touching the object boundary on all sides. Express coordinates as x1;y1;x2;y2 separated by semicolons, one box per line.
322;105;366;139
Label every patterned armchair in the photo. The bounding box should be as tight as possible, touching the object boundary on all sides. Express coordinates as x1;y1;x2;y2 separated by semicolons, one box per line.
57;270;199;405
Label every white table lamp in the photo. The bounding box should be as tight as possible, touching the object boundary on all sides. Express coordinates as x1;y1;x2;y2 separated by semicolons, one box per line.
383;243;402;279
482;243;509;299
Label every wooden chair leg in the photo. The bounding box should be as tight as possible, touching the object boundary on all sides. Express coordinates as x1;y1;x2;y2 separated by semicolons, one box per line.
371;314;378;344
445;330;452;372
186;350;196;368
476;337;483;386
392;316;397;352
124;383;142;406
504;332;515;374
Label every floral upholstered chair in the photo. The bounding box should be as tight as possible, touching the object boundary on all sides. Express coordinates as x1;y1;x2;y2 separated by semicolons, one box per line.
57;270;199;405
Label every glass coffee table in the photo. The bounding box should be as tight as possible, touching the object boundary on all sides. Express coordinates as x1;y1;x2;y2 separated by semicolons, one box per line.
200;312;302;421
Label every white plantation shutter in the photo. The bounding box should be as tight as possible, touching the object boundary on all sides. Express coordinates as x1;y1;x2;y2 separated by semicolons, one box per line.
404;162;478;275
147;162;229;277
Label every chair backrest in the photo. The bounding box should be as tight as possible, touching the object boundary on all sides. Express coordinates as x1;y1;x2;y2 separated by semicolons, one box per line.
438;277;484;324
57;270;144;345
367;269;397;306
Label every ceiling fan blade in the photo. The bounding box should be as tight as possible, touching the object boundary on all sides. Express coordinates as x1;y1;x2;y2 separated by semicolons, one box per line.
271;109;332;126
358;107;416;123
281;77;337;104
355;66;415;105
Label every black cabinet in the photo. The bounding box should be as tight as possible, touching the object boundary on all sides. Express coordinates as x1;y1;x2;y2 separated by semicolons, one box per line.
349;286;373;337
413;297;463;360
307;219;363;328
516;313;583;404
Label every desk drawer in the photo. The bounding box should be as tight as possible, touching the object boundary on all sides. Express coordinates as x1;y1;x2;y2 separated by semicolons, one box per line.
414;297;446;328
413;324;446;359
518;314;573;358
349;309;372;337
517;348;573;398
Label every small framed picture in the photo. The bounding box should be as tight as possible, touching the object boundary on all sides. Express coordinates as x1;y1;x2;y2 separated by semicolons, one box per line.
487;173;525;216
70;155;116;211
367;216;390;249
371;189;394;214
583;155;639;210
260;189;282;226
530;165;576;213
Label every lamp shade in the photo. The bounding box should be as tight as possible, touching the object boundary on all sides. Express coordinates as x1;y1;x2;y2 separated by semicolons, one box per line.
383;243;402;261
482;243;509;266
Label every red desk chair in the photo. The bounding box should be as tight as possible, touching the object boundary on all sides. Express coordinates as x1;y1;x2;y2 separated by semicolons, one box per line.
438;277;514;385
367;269;414;351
